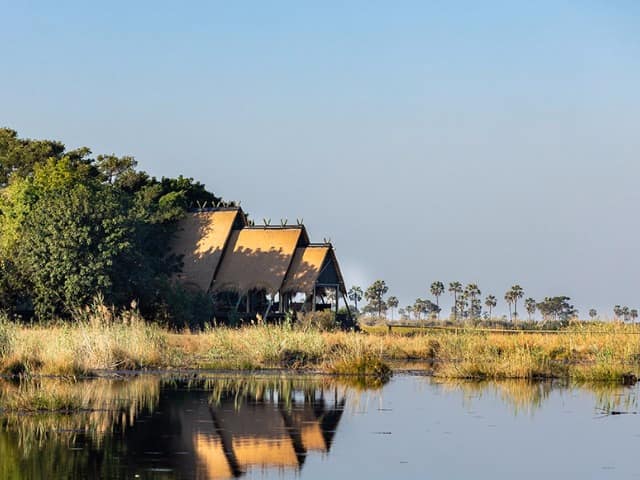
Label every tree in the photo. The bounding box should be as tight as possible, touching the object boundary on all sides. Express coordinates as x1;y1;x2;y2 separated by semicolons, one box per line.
622;306;630;323
96;154;138;184
509;285;524;322
537;296;577;323
525;297;536;321
0;128;66;187
348;286;363;311
387;296;399;321
413;298;427;321
1;158;133;318
0;129;221;325
588;308;597;320
463;283;481;319
613;305;623;321
405;305;414;321
430;281;444;319
631;309;638;324
426;300;441;318
484;295;497;320
504;291;514;322
448;282;463;321
365;280;388;319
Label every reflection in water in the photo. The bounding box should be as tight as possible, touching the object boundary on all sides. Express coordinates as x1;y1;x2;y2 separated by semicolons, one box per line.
0;374;639;479
432;379;554;415
0;375;347;479
430;378;638;416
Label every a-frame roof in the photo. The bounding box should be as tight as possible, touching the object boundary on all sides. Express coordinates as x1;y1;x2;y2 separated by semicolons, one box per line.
171;209;245;291
212;226;308;295
281;245;330;294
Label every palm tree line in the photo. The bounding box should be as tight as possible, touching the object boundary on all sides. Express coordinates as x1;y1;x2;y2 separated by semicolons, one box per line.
348;281;639;323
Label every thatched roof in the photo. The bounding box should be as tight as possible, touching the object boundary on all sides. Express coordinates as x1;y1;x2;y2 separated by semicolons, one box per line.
281;246;329;294
319;248;348;295
212;227;306;295
171;210;243;291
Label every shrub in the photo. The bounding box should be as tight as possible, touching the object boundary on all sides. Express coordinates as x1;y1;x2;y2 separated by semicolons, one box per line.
295;310;338;332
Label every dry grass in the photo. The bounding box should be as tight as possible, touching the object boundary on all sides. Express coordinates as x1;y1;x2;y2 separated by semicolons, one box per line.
363;322;640;381
1;307;640;382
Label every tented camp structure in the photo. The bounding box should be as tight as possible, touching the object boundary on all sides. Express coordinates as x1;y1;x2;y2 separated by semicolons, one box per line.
171;207;351;324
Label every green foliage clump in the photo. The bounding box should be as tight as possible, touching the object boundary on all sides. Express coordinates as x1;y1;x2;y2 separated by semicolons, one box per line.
0;128;220;326
159;284;215;330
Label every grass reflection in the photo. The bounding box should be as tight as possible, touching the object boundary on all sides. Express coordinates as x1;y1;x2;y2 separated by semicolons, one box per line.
0;374;362;479
430;378;639;416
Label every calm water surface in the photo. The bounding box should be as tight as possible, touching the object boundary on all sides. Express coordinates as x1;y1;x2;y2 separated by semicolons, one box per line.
1;374;639;479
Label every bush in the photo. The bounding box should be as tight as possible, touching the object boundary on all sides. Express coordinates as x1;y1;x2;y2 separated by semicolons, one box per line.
295;310;338;332
159;284;215;330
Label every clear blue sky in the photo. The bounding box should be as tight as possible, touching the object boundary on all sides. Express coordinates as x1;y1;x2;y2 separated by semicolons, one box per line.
2;1;639;317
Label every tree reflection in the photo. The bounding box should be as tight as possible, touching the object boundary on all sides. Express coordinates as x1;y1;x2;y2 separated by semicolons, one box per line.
0;375;349;479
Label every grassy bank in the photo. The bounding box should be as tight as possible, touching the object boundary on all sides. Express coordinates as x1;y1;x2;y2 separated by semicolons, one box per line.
1;315;640;382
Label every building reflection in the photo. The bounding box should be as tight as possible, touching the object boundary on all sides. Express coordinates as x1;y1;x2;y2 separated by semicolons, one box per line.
187;379;345;478
0;376;346;479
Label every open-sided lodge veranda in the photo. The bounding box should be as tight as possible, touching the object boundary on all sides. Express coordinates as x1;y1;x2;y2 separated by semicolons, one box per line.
171;207;353;326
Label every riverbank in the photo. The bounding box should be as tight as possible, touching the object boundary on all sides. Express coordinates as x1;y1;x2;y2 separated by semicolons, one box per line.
1;318;639;382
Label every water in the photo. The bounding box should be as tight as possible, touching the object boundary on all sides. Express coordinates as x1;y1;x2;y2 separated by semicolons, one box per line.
1;374;639;479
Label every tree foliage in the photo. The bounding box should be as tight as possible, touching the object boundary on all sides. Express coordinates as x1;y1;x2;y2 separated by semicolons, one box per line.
0;128;219;326
364;280;388;318
536;296;577;322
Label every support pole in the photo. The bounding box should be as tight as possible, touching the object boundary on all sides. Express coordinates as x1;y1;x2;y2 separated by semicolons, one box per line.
264;299;274;322
312;286;316;312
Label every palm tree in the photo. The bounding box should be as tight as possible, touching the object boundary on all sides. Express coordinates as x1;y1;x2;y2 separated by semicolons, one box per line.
387;296;399;321
413;299;424;321
464;283;481;319
509;285;524;322
365;280;388;319
448;282;463;321
613;305;622;321
405;305;414;321
524;298;536;321
484;295;497;320
588;309;597;320
430;281;445;319
348;286;363;311
622;306;630;323
504;291;514;322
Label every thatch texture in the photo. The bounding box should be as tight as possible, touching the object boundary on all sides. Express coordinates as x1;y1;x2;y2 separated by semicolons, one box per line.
281;246;329;294
171;210;240;291
212;228;304;295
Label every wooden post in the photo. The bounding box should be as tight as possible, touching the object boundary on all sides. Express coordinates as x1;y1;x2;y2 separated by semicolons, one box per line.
312;286;316;312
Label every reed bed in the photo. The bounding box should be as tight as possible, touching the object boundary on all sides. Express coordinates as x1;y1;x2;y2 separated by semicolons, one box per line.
1;313;639;382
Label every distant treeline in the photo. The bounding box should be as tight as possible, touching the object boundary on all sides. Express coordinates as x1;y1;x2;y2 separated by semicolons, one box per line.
0;128;222;326
349;280;638;323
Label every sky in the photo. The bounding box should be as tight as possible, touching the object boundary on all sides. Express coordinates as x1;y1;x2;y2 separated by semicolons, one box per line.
2;1;640;318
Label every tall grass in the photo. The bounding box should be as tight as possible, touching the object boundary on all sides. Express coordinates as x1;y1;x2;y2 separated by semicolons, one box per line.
2;302;167;376
0;312;16;359
1;306;639;382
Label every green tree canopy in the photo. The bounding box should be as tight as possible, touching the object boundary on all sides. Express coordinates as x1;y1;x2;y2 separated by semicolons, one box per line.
0;129;219;325
365;280;388;318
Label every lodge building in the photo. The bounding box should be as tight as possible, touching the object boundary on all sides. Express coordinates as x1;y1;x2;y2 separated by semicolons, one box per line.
171;207;350;323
